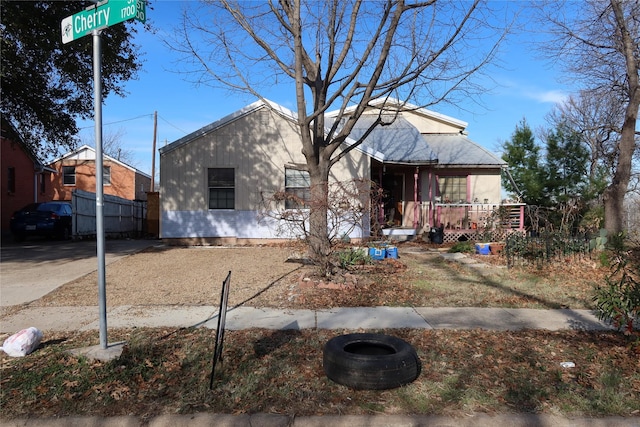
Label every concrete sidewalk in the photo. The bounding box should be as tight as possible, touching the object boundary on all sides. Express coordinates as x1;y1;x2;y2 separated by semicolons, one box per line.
1;412;638;427
0;304;614;334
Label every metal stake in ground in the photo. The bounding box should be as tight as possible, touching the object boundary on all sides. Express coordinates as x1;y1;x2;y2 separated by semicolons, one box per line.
210;271;231;389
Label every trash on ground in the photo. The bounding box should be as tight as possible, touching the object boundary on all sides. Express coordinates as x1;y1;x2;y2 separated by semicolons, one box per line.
1;327;43;357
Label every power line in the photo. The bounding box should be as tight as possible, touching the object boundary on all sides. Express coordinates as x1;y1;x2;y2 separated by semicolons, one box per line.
79;113;154;130
157;114;189;135
79;112;190;138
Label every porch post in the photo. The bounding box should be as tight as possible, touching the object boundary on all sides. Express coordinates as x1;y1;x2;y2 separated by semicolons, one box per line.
428;170;433;228
414;167;419;229
519;205;525;230
379;168;384;225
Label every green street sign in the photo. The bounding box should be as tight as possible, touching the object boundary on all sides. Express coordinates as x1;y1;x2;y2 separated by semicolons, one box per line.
61;0;146;44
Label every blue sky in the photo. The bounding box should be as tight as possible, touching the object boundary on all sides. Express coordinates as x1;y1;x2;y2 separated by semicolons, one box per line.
76;1;571;179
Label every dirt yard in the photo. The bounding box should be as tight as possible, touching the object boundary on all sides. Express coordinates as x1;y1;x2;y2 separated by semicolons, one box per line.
33;245;313;308
31;241;421;310
30;241;604;311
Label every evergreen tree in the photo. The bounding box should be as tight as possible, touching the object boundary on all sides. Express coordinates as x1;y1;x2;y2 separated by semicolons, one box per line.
544;122;589;204
501;119;546;206
542;122;591;231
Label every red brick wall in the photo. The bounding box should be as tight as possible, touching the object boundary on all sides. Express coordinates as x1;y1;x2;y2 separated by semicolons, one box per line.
47;159;139;201
0;138;46;232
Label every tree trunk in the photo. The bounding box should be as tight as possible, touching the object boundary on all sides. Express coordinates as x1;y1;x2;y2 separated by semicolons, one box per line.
602;0;640;236
307;162;332;275
603;183;626;234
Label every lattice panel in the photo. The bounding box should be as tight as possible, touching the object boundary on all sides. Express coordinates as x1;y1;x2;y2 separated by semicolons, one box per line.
442;229;525;244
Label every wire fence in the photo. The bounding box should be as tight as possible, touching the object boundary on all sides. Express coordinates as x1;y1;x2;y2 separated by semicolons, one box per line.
504;232;596;269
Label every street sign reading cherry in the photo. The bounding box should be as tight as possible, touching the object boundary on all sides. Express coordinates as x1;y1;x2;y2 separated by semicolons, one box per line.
61;0;145;44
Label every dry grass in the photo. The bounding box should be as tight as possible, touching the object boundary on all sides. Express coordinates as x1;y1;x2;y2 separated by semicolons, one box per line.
1;241;636;421
1;327;639;420
30;241;606;310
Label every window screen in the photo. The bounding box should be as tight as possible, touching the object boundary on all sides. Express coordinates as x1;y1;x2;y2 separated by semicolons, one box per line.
103;166;111;185
439;176;467;203
285;168;311;209
7;167;15;193
208;168;235;209
63;166;76;185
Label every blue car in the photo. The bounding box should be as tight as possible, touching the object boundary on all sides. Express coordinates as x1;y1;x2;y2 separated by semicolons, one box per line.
10;202;73;242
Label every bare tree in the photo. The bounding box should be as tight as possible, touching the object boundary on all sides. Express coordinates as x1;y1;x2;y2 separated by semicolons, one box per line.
547;90;624;184
172;0;511;271
82;127;138;167
539;0;640;235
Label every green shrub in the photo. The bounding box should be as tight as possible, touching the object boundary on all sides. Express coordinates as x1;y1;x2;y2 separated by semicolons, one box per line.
449;241;475;254
593;233;640;337
335;248;371;268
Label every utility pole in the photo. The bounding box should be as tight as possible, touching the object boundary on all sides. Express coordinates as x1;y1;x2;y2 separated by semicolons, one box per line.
151;111;157;191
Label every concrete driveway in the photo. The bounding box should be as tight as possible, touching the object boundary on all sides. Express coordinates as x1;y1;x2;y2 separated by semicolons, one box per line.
0;238;156;307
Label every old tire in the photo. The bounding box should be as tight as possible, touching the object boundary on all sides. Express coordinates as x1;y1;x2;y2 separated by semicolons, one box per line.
323;333;421;390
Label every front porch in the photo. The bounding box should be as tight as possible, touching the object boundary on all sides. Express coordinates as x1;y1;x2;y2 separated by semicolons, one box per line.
379;202;526;243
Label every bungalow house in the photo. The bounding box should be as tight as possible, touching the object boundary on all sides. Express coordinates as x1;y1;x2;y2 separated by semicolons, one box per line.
46;145;152;202
159;99;524;244
0;117;55;237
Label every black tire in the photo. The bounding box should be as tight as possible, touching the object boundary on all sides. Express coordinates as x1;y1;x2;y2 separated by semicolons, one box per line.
323;333;421;390
13;233;25;243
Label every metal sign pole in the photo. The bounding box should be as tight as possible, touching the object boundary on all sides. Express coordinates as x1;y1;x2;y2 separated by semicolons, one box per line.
62;0;146;352
93;29;108;349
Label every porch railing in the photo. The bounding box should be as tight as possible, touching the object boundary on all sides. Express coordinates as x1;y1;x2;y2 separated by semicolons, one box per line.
428;203;526;243
378;201;526;242
432;203;525;231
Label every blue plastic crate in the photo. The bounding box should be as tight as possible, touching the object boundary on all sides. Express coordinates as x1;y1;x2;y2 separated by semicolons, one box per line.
368;247;386;260
386;246;398;259
475;243;490;255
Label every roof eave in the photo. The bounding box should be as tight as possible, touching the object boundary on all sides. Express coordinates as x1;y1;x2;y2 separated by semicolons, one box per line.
160;99;297;156
381;160;439;166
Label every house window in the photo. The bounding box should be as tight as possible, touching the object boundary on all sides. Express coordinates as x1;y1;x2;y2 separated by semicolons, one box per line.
7;167;15;193
103;166;111;185
439;176;467;203
63;166;76;185
208;168;235;209
39;173;46;194
285;168;311;209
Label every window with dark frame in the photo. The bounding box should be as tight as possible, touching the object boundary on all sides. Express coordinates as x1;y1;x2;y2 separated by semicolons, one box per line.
63;166;76;185
7;167;15;193
285;168;311;209
103;166;111;185
438;176;467;203
39;173;46;194
208;168;235;209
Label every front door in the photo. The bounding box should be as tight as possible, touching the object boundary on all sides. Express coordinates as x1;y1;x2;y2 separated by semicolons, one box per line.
382;173;404;226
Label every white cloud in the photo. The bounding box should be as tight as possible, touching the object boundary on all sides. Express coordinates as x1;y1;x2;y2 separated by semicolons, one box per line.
523;88;568;104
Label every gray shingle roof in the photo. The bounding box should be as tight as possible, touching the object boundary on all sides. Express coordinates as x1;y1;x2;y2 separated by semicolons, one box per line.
424;134;506;167
346;115;438;165
336;114;504;167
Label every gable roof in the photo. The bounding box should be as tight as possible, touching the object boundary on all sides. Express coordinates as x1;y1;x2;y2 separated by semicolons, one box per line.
424;134;505;167
160;99;299;156
160;99;385;161
48;145;151;178
1;117;55;173
332;114;438;165
161;98;504;168
326;98;469;130
328;105;504;167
